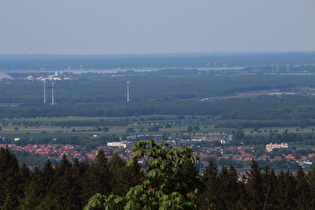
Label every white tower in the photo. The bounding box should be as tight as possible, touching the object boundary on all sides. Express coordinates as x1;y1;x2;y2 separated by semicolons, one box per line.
222;64;226;74
43;80;46;104
52;81;55;106
127;81;131;102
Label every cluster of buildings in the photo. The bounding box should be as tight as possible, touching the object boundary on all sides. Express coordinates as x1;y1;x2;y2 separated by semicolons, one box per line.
191;135;234;144
266;143;289;152
0;139;313;169
0;143;128;163
195;145;256;166
25;71;70;81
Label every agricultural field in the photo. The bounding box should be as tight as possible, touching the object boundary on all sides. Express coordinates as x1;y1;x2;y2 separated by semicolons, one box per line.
1;115;315;142
0;115;216;138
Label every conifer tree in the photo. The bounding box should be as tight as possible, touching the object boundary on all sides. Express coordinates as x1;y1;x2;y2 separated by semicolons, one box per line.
108;153;129;196
39;159;55;198
70;158;89;209
245;160;264;209
52;154;82;209
294;167;311;209
216;166;245;210
18;182;41;210
0;147;22;208
261;166;277;210
274;171;297;209
197;161;219;209
82;149;111;204
306;167;315;208
124;155;143;191
35;196;61;210
94;149;107;167
19;163;32;194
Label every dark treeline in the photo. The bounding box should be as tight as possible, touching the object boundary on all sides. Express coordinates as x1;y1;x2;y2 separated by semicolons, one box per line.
9;120;127;127
1;75;315;104
242;131;315;145
51;120;127;127
198;161;315;210
215;119;315;128
0;147;142;209
1;95;315;128
1;144;315;209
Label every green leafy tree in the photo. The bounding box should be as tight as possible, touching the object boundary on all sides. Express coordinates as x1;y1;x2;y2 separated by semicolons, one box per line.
85;139;200;210
187;126;193;132
165;123;172;128
126;127;136;133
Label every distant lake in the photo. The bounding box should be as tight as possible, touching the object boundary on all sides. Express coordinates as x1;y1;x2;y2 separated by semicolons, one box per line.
0;52;314;72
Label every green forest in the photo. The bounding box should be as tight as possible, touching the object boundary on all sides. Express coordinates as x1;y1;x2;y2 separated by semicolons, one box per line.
1;140;315;210
1;72;315;130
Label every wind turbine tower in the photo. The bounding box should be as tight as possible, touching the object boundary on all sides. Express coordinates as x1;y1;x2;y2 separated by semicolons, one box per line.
52;81;55;106
206;62;210;74
127;80;131;102
222;64;226;74
43;80;47;104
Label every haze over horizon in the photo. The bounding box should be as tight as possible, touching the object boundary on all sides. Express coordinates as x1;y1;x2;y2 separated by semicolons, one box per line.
1;0;315;55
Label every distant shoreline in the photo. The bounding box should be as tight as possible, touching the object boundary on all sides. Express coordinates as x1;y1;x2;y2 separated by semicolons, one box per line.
0;52;314;72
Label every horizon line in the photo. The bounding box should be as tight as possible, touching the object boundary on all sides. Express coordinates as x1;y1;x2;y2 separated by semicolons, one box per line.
1;50;315;57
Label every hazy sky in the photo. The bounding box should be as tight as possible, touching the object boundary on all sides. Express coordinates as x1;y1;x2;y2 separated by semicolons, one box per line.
1;0;315;55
